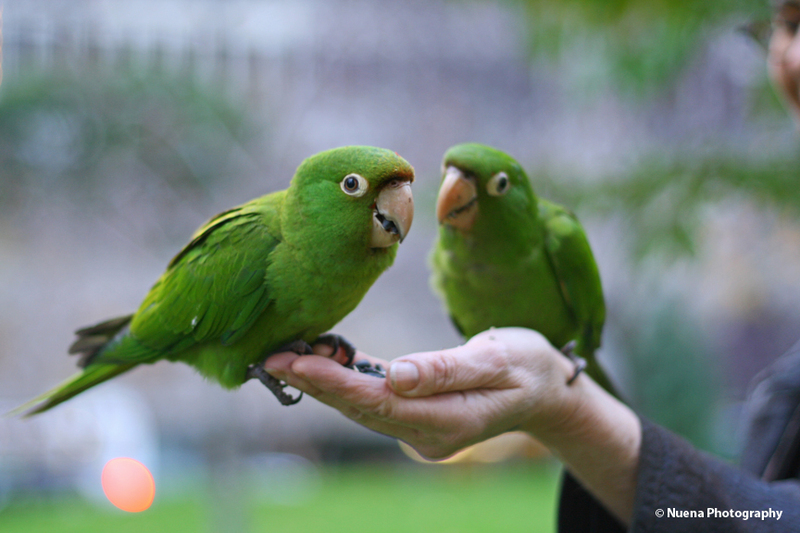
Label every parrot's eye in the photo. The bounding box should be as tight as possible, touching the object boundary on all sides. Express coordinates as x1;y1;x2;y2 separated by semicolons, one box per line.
487;172;511;196
340;173;369;197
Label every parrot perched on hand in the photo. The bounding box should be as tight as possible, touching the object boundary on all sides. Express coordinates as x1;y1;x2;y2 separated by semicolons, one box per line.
430;143;615;395
14;146;415;416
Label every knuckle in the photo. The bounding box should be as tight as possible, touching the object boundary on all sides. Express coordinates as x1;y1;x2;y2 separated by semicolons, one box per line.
469;340;511;386
419;447;450;461
344;406;365;421
429;352;458;391
372;396;398;421
482;343;510;374
416;439;453;460
407;431;447;460
409;427;472;461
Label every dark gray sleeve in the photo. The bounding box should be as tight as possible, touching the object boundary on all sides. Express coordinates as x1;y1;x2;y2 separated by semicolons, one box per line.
557;470;626;532
740;339;800;480
558;418;800;532
629;418;800;532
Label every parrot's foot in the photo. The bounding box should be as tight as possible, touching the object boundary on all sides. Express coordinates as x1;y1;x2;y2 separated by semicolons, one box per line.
355;359;386;378
314;334;356;368
251;340;316;406
313;334;383;377
278;339;315;356
560;341;586;385
247;364;302;406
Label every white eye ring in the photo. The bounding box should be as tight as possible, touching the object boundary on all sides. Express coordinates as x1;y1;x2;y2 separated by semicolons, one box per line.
486;172;511;196
340;173;369;197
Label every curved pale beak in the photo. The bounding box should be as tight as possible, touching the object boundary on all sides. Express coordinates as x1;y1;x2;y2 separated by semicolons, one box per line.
436;166;478;230
371;180;414;248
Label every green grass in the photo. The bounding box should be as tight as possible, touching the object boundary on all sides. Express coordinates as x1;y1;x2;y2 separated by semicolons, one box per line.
0;462;561;533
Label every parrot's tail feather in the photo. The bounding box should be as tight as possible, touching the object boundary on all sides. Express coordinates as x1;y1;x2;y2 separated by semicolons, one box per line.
6;363;138;417
69;314;134;367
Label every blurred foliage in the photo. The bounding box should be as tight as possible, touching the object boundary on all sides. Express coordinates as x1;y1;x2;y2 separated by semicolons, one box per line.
505;0;800;264
540;148;800;260
0;66;257;209
747;72;794;120
0;463;559;533
517;0;770;96
616;301;720;454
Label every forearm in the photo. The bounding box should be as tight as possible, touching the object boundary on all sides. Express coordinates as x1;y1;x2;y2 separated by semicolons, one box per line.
522;370;641;526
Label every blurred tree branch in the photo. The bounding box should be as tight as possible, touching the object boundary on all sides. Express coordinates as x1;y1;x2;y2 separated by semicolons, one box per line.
538;148;800;259
503;0;798;261
517;0;770;96
0;68;258;208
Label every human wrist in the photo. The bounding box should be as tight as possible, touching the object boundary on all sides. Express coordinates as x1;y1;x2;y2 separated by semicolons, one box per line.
515;346;587;441
524;370;640;463
523;371;641;525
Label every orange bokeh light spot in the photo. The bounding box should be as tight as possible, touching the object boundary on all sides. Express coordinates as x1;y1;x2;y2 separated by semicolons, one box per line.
101;457;155;512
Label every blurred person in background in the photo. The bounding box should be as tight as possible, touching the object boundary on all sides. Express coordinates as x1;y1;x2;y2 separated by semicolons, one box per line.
266;2;800;531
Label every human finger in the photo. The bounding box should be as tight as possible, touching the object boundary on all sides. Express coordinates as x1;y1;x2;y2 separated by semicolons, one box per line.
291;355;393;408
292;354;511;438
386;334;512;397
278;355;433;441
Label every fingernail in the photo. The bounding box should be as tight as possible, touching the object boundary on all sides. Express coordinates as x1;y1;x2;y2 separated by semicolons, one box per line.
389;361;419;392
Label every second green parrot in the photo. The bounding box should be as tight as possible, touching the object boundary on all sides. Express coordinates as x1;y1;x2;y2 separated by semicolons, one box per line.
430;143;615;394
16;146;415;415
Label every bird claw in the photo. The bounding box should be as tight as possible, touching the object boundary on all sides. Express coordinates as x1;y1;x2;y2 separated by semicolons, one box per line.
278;339;315;356
314;333;357;367
314;335;384;378
560;340;586;385
246;364;302;406
354;359;386;378
249;340;317;405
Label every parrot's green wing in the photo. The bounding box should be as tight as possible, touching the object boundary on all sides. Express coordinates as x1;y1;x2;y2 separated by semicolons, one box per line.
96;195;282;363
539;198;611;392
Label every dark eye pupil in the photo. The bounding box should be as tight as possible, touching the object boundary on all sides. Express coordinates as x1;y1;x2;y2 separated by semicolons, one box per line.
498;177;508;190
345;177;358;190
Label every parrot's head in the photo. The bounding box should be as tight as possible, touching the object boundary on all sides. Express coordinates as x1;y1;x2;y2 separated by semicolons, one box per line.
436;143;536;233
289;146;415;251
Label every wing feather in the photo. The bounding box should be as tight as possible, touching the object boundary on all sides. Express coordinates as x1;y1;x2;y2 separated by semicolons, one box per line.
94;195;283;363
539;199;605;357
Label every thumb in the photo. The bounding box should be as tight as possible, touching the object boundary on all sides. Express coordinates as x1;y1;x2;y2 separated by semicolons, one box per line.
388;336;507;397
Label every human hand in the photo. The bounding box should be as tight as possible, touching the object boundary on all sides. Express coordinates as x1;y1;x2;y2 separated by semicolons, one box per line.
266;327;640;524
264;327;581;459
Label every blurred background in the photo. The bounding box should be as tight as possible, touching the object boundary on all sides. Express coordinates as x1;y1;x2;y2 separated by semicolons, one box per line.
1;0;799;531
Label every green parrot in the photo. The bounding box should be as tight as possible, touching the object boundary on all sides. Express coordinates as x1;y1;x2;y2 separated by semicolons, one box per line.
14;146;415;416
430;143;615;394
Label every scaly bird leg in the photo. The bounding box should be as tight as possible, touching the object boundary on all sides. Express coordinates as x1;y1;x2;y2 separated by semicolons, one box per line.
561;340;586;385
248;340;315;406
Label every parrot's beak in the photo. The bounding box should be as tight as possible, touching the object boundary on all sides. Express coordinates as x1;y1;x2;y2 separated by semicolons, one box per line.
436;166;478;230
371;180;414;248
